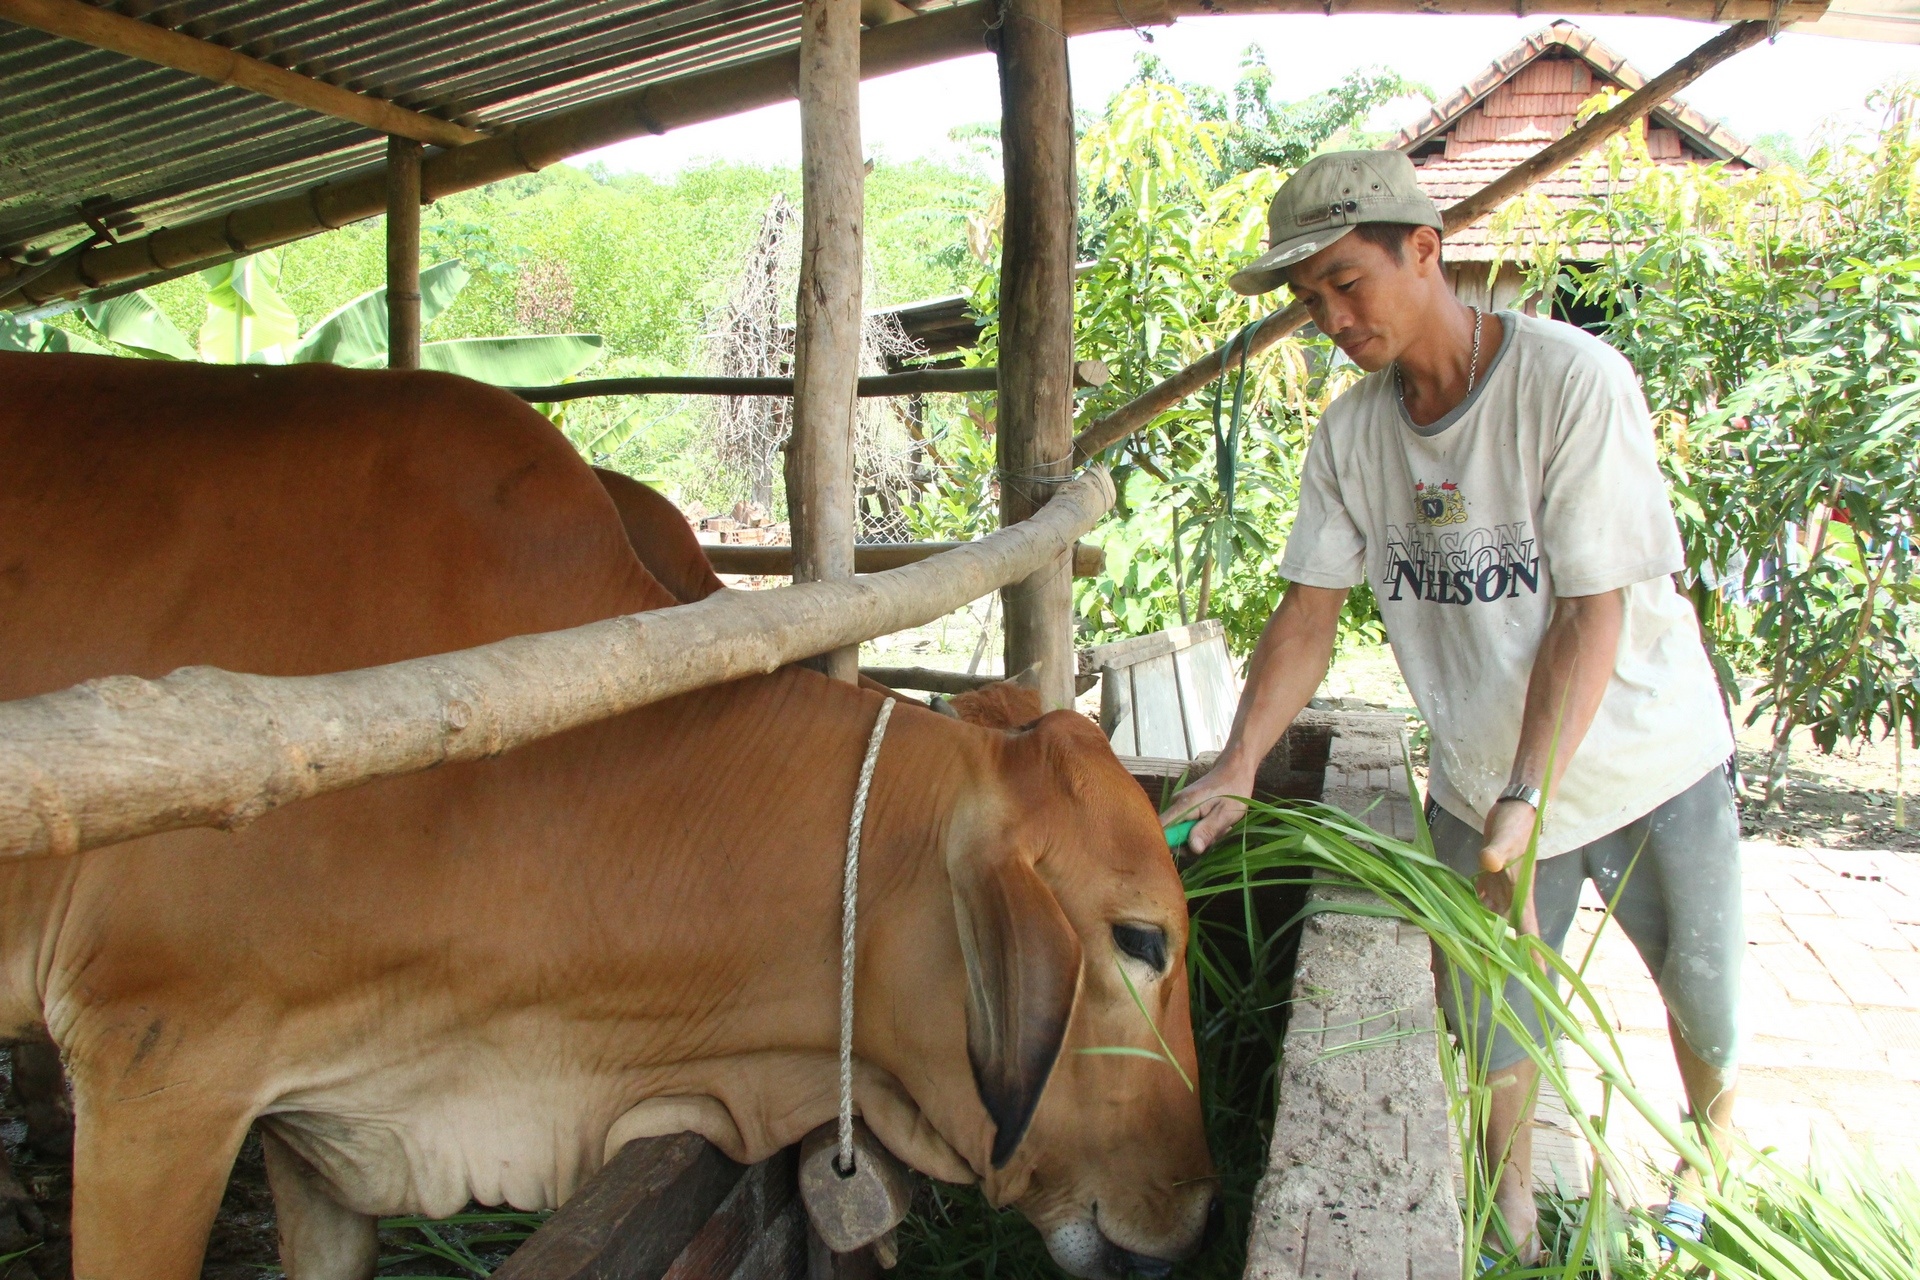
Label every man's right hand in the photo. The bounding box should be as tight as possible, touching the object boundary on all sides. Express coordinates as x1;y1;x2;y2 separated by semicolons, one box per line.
1162;764;1256;855
1154;582;1347;856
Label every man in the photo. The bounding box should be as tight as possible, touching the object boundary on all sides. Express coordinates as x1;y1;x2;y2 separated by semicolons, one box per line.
1165;151;1742;1260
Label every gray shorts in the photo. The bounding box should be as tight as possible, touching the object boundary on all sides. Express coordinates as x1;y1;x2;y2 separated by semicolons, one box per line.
1429;765;1744;1071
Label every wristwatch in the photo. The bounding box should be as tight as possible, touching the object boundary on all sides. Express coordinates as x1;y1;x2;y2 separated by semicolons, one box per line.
1497;782;1543;811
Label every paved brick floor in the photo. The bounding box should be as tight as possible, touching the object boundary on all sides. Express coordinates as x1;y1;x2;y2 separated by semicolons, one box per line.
1532;839;1920;1204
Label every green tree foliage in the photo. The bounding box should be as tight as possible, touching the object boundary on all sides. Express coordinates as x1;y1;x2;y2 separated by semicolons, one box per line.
10;158;987;514
1503;99;1920;801
201;161;990;373
1132;47;1430;180
914;68;1404;655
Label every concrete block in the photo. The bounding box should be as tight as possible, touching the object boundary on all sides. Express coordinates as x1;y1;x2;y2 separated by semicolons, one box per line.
1245;713;1460;1280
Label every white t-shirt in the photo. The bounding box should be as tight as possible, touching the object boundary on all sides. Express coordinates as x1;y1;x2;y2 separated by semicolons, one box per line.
1280;311;1733;856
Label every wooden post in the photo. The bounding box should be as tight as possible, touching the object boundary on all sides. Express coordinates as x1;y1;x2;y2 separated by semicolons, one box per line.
995;0;1077;710
386;136;423;371
786;0;864;683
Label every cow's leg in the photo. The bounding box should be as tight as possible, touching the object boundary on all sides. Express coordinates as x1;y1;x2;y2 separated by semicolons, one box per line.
66;1066;251;1280
261;1124;378;1280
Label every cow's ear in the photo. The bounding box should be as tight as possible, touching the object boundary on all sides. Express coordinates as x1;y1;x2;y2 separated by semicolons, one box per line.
948;842;1083;1169
945;681;1045;731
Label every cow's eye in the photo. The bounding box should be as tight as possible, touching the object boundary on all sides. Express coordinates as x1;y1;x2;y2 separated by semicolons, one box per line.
1111;922;1168;974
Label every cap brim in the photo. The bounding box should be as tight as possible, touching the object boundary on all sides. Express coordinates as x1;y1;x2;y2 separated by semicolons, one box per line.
1226;225;1355;296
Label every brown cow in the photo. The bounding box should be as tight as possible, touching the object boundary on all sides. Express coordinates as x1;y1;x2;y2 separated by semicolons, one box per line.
589;467;918;703
0;353;1213;1280
592;466;726;604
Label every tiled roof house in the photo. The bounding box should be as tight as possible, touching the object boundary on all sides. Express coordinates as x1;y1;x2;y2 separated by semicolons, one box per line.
1393;21;1760;314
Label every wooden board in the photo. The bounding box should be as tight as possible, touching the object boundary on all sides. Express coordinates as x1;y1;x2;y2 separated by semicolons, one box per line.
1128;651;1190;759
1174;641;1237;754
1083;617;1226;674
1103;668;1140;757
1094;619;1241;760
492;1133;742;1280
661;1149;807;1280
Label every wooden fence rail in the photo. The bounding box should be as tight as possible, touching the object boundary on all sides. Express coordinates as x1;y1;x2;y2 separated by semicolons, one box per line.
704;540;1104;578
0;467;1113;861
510;368;997;402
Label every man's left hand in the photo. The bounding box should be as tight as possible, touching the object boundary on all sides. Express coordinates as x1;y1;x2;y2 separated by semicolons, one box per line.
1476;798;1541;937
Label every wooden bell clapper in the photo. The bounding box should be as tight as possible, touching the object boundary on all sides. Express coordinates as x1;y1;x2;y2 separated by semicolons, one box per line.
800;1118;914;1262
799;698;915;1264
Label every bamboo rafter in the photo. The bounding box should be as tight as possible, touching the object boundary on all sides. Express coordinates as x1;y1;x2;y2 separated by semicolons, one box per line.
0;0;483;148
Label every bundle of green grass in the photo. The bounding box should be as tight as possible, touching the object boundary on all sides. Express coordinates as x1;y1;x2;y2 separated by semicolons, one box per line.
890;799;1920;1280
361;798;1917;1278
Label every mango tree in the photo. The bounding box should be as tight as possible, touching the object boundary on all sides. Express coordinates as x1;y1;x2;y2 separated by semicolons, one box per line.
1513;104;1920;804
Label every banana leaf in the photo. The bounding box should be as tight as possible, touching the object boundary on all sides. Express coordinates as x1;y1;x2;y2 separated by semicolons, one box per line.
200;254;299;363
0;314;107;354
419;334;604;386
80;293;196;360
286;260;470;368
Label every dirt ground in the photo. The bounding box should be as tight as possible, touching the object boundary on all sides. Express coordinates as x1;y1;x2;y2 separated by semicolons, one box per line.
1321;642;1917;852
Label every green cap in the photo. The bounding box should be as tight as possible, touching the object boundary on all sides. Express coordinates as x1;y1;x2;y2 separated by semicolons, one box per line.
1228;150;1443;296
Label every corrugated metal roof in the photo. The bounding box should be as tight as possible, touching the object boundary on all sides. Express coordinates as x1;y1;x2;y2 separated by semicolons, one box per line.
0;0;1866;304
0;0;820;262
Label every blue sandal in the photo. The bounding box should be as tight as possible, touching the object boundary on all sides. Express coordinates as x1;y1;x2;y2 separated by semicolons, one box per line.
1657;1199;1709;1254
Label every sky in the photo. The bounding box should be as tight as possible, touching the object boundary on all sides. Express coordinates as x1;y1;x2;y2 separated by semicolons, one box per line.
579;15;1920;178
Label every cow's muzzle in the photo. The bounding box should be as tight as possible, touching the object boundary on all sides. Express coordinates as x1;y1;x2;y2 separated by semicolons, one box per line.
1043;1194;1221;1279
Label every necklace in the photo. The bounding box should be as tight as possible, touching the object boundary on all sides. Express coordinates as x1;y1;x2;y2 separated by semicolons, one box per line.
1397;305;1484;413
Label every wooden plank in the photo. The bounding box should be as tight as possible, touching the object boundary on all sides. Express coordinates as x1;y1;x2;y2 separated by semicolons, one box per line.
1168;637;1194;758
1102;665;1139;756
995;0;1078;711
1118;754;1201;810
703;541;1103;579
1130;651;1188;759
385;137;422;371
1191;635;1244;751
1083;618;1224;674
492;1133;743;1280
507;368;1000;402
0;467;1113;861
1173;640;1236;754
660;1149;807;1280
861;666;1098;695
787;0;864;684
859;666;996;695
1066;18;1776;464
0;0;483;148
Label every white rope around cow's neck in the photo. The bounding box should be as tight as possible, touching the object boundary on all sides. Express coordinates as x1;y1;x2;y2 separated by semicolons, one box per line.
837;695;894;1176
